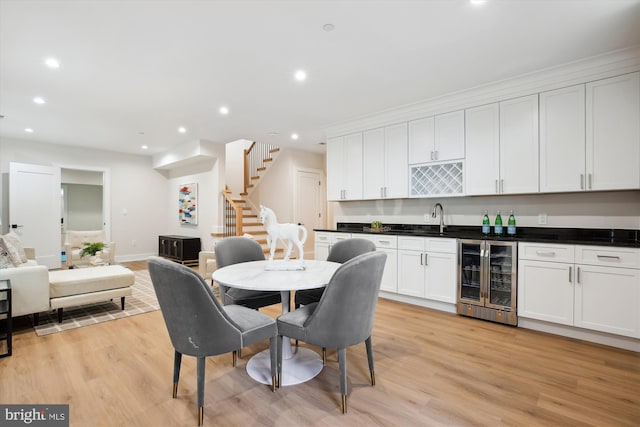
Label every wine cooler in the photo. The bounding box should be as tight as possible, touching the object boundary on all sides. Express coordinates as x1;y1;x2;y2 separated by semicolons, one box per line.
457;239;518;325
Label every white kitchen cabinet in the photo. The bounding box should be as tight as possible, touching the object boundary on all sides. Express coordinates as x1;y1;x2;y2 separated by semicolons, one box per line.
465;95;539;196
326;133;363;201
574;264;639;337
363;123;408;199
314;232;352;260
539;84;586;192
360;234;398;293
397;236;457;303
518;259;575;326
465;103;500;195
408;110;464;165
499;94;539;194
519;242;640;339
586;72;640;190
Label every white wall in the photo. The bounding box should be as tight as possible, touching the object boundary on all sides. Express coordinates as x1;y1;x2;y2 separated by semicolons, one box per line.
160;143;226;251
249;148;325;223
330;191;640;230
1;137;229;259
225;139;252;195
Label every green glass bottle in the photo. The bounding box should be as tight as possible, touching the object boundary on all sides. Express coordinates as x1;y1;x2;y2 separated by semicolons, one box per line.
507;210;517;236
482;210;490;235
494;210;503;236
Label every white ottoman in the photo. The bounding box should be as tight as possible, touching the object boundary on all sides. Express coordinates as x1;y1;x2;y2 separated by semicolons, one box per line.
49;265;135;323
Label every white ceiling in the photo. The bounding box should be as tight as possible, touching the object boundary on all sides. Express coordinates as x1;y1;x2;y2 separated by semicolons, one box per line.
1;0;639;156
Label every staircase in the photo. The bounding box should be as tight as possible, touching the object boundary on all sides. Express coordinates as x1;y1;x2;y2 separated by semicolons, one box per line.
222;142;281;256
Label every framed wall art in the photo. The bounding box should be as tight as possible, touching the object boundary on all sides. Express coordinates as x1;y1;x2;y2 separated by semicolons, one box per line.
178;183;197;225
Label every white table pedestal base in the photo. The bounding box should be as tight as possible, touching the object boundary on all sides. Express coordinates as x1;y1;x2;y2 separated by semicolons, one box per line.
246;347;323;386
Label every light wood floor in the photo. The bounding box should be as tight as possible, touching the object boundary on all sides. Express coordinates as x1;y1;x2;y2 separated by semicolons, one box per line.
1;260;638;426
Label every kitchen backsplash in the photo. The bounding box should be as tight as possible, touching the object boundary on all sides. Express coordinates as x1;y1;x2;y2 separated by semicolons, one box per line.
330;190;640;230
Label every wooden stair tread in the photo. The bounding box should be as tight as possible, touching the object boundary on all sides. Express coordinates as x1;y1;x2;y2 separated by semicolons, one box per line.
269;148;280;153
263;158;273;163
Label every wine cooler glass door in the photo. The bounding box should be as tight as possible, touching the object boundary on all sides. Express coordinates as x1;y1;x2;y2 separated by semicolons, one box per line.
486;242;517;310
459;240;483;305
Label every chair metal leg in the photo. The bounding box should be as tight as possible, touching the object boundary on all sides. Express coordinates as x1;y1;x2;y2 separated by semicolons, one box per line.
365;336;375;386
197;357;206;426
232;350;237;367
338;348;348;414
269;336;277;392
173;351;182;398
322;347;327;366
276;335;283;388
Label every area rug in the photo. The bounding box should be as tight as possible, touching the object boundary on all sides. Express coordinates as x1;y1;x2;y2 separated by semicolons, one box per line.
34;269;159;336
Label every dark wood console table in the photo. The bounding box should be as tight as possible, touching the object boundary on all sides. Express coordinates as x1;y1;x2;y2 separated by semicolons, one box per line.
158;235;201;267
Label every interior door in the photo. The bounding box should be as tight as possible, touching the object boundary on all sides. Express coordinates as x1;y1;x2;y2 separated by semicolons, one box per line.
294;168;323;260
9;162;61;269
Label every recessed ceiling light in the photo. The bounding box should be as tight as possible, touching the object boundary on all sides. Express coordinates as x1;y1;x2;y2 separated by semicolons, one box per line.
25;128;34;133
268;132;279;137
470;0;487;6
33;97;45;105
178;126;187;134
44;57;60;69
323;23;335;32
141;145;148;150
294;70;307;82
219;106;229;115
291;133;299;140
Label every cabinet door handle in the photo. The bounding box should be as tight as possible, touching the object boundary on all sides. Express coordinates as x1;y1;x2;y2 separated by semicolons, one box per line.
569;266;572;283
580;174;584;190
495;180;498;194
577;267;581;284
536;250;556;257
588;173;592;189
500;179;504;193
430;151;434;161
424;253;428;266
434;151;439;160
420;253;424;265
596;255;621;261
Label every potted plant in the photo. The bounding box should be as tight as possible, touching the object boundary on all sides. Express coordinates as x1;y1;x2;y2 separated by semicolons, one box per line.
79;241;106;258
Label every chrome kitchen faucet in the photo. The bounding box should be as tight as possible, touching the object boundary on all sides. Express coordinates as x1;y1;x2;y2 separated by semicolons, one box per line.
432;203;446;234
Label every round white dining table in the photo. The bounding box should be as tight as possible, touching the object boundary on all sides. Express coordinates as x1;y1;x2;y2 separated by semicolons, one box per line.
212;259;341;386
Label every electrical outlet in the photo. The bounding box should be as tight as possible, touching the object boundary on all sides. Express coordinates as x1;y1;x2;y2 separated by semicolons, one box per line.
538;213;547;225
423;213;431;223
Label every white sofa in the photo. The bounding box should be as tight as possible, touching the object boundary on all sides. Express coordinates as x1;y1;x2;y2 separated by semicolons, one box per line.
64;230;116;268
0;246;50;324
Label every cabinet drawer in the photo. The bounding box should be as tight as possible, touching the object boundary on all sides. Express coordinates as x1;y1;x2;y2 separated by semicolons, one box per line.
315;232;352;244
519;242;575;263
398;236;425;251
425;238;457;254
575;245;640;269
360;234;398;249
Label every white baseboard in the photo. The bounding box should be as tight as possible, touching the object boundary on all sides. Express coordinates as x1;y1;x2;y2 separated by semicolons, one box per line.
114;252;156;263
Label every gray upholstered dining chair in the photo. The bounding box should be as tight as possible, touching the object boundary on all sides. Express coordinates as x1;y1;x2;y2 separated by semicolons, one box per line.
214;236;281;309
277;251;387;414
294;238;376;308
147;256;278;426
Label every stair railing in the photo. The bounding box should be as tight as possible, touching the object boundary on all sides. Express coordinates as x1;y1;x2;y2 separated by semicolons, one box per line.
221;189;244;237
244;141;279;194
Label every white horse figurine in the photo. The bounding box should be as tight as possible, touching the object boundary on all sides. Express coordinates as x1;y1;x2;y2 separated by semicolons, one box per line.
259;205;307;262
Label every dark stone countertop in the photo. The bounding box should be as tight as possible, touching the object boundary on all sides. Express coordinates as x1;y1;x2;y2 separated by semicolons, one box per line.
314;223;640;248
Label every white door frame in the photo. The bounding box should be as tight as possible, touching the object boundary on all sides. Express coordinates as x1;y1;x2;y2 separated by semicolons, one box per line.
293;167;325;259
55;163;112;241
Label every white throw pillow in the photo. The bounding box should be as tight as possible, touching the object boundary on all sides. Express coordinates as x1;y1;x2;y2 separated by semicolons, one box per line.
0;247;14;268
0;238;19;267
2;232;28;263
